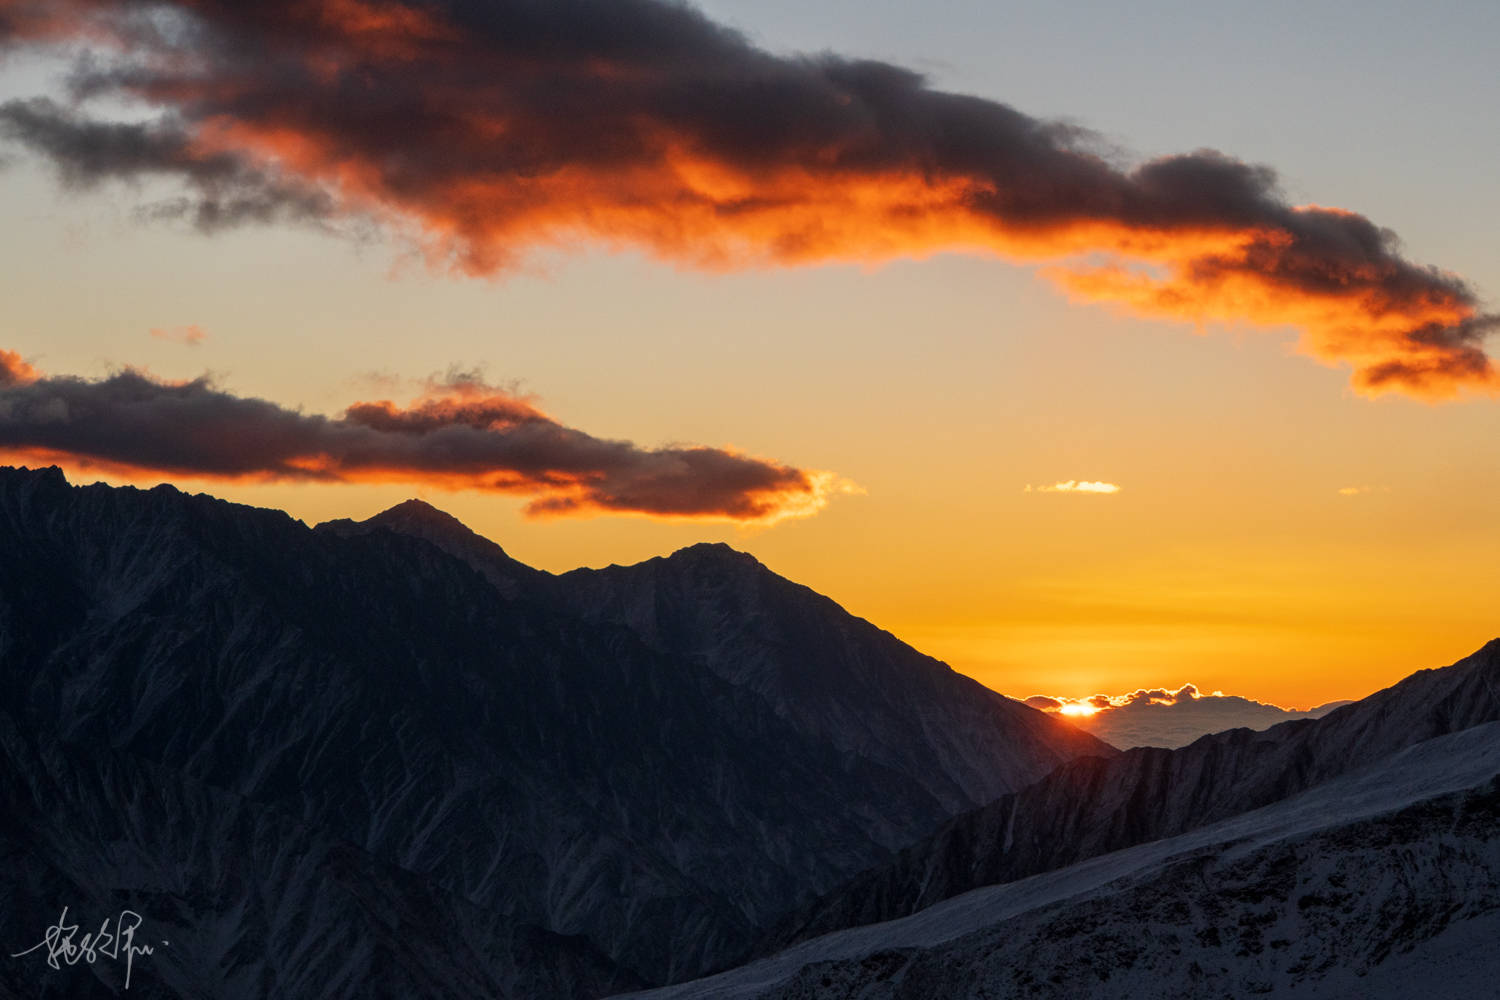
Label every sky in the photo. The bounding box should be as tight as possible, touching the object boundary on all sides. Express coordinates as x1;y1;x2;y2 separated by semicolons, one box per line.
1;0;1497;708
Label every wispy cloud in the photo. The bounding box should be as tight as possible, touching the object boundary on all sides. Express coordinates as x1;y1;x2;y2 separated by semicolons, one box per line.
0;351;853;523
0;0;1493;398
149;324;208;346
1336;485;1391;496
1026;480;1121;495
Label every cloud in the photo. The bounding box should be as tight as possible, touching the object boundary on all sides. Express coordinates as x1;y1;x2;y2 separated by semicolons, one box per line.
1026;480;1121;494
0;0;1493;399
0;348;40;386
1027;682;1349;748
1337;485;1390;496
150;324;208;346
0;352;850;522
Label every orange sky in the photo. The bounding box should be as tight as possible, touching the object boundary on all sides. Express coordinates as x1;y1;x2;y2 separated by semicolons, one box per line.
2;0;1498;709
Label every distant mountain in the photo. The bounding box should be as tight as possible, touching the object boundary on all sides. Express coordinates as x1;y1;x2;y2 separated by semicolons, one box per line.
620;721;1500;999
761;639;1500;951
1028;689;1353;749
0;466;1111;996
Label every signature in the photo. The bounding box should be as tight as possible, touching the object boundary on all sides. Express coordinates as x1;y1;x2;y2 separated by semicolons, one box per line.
10;906;166;990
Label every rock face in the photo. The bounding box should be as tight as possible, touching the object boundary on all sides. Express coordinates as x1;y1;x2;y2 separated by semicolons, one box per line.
760;638;1500;951
0;466;1112;996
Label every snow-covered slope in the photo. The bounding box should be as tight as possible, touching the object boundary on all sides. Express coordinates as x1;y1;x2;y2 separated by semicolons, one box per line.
617;721;1500;999
763;638;1500;949
0;466;1110;995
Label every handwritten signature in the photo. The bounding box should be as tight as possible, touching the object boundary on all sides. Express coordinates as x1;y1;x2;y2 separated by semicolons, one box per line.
10;906;166;990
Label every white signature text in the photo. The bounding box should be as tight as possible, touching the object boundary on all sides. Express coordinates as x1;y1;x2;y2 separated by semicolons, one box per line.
10;906;165;989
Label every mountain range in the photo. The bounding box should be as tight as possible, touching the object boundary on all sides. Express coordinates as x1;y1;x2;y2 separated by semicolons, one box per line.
0;466;1106;996
1033;690;1353;749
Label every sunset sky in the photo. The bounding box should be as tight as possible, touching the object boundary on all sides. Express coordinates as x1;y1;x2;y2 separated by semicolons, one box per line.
2;0;1497;708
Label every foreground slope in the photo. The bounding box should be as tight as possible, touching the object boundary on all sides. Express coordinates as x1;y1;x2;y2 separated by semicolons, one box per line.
620;721;1500;999
765;638;1500;948
0;466;1108;994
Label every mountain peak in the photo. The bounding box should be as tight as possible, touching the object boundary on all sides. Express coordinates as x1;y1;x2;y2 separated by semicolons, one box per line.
368;498;473;534
319;496;546;594
667;541;762;567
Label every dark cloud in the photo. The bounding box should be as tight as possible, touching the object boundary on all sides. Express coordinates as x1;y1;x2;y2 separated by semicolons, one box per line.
0;98;336;232
0;355;844;521
0;0;1494;396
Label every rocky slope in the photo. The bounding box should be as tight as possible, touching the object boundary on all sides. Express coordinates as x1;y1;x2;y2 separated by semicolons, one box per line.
763;638;1500;949
0;466;1110;995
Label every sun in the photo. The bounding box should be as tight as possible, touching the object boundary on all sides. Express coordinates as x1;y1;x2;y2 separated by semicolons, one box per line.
1058;702;1100;718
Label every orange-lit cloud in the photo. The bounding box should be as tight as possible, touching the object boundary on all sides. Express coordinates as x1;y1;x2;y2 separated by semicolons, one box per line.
0;354;847;522
1336;485;1390;496
1026;683;1218;714
1;0;1495;398
150;324;209;346
1026;480;1121;494
0;348;40;385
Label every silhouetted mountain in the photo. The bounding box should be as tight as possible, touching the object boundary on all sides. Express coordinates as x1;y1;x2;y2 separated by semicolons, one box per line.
553;543;1100;813
760;639;1500;952
0;466;1110;997
320;497;544;598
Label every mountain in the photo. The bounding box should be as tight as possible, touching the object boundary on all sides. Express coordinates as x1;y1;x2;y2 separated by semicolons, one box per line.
761;638;1500;950
551;544;1103;812
618;720;1500;999
0;466;1111;996
319;497;544;598
1042;692;1353;749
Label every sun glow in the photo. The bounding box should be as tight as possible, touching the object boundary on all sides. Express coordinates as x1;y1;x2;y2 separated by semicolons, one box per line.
1058;702;1100;718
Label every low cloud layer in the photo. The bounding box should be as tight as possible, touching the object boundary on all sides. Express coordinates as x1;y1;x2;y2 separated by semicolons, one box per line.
0;0;1494;398
0;352;845;521
1026;683;1350;749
